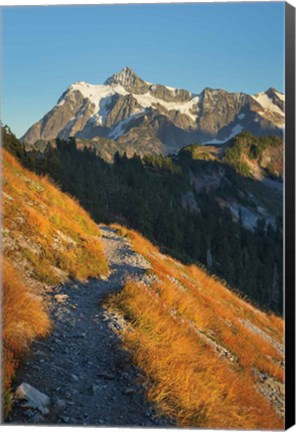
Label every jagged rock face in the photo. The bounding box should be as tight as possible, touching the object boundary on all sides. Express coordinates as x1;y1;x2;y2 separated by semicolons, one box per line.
24;90;95;143
22;67;285;156
197;89;247;136
104;94;142;128
105;67;149;95
116;120;165;157
265;87;285;112
149;84;192;103
151;103;195;130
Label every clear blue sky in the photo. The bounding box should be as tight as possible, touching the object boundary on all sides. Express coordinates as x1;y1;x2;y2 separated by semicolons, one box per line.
2;2;285;138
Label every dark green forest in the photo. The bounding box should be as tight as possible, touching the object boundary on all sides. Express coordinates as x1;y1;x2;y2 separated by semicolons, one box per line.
3;126;283;314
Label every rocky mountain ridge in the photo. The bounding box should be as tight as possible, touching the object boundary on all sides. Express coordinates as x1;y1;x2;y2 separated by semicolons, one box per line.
22;67;285;155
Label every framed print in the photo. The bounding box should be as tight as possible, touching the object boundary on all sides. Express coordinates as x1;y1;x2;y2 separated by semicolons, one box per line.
1;1;295;429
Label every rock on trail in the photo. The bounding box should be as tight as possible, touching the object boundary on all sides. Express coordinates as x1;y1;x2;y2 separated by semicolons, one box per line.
7;226;173;426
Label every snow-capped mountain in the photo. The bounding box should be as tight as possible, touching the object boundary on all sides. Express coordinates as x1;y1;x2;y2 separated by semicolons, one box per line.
22;67;285;156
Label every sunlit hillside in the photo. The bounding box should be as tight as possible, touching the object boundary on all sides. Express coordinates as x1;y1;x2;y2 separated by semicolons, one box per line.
2;149;109;416
107;225;284;430
1;148;284;428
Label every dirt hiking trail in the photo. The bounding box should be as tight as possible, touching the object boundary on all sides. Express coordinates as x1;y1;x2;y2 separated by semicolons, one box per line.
8;226;174;426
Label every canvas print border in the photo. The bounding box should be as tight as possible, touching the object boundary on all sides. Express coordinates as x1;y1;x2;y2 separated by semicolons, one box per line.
1;1;295;429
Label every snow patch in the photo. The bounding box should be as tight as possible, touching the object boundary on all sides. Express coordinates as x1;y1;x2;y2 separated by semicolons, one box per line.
58;81;199;129
252;92;284;116
237;113;245;120
203;124;244;145
109;111;144;140
164;85;176;91
69;82;127;106
231;124;244;135
134;92;199;122
64;82;129;126
275;91;285;102
62;117;76;133
203;138;225;145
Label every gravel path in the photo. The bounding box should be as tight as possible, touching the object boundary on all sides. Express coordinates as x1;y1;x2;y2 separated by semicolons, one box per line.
7;226;173;426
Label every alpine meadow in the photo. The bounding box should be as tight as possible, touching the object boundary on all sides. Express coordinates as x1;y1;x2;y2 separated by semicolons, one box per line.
1;2;286;429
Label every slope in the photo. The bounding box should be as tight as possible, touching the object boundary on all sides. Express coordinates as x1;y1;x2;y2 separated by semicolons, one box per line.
2;148;108;416
106;225;284;429
179;132;283;180
5;221;284;428
26;134;283;314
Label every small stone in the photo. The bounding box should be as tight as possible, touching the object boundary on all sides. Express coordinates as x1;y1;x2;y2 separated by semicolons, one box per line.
31;413;45;423
35;350;46;356
55;399;66;410
54;294;68;303
97;372;115;380
89;384;98;394
96;382;108;390
70;374;79;382
123;387;136;395
24;409;35;419
61;415;70;423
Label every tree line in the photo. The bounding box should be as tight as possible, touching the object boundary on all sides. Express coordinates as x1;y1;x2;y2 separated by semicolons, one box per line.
3;127;283;314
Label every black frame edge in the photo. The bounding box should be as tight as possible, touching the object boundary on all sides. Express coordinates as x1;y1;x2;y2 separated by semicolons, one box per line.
285;1;296;430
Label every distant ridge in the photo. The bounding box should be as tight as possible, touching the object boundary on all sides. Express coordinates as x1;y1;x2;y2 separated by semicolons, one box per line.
22;67;285;157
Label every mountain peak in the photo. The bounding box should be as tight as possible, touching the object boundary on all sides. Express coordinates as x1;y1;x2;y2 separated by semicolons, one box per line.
119;66;137;77
265;87;284;99
266;87;279;94
105;66;138;84
104;67;149;94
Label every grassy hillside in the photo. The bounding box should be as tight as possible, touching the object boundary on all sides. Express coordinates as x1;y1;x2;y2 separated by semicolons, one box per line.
107;225;284;429
178;133;283;181
2;149;109;416
178;143;223;161
3;128;284;316
29;137;282;314
222;132;283;179
2;135;284;428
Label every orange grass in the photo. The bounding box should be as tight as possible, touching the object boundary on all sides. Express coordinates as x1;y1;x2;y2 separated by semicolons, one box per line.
109;224;284;429
2;258;51;417
2;150;110;416
3;149;109;283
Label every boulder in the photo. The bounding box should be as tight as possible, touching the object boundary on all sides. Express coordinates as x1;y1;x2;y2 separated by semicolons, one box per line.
15;383;50;414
